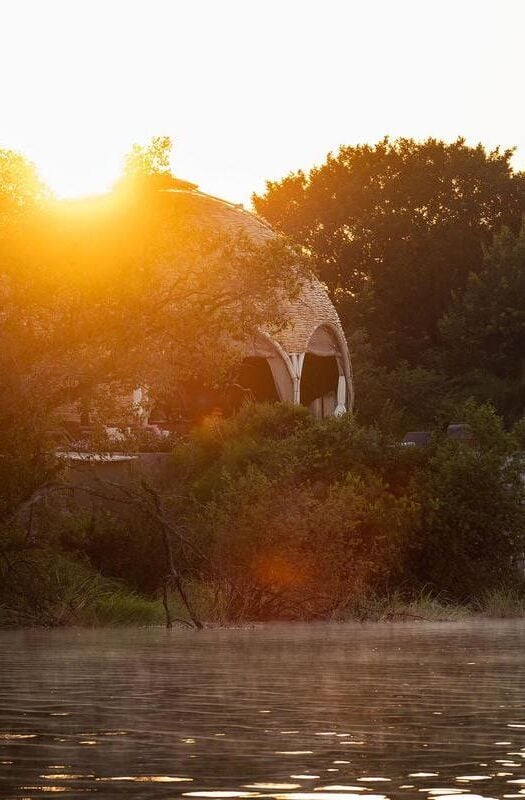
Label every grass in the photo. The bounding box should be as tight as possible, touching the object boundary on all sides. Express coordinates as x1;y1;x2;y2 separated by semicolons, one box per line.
3;550;525;627
475;587;525;618
338;586;525;622
81;589;166;626
0;551;187;628
337;590;470;622
41;560;170;627
75;584;525;625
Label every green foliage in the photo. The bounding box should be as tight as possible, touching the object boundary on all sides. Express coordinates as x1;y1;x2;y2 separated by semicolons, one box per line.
164;402;525;619
204;470;416;620
223;400;313;441
165;404;421;620
124;136;173;178
412;402;525;601
54;508;168;596
169;403;312;502
441;227;525;377
0;545;163;627
440;226;525;420
118;136;198;193
349;330;453;432
0;143;304;539
254;137;525;365
2;401;525;626
254;137;525;426
475;587;525;618
0;148;48;212
85;590;166;626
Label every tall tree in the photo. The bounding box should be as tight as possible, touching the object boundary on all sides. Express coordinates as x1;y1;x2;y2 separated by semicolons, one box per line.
253;137;525;365
440;226;525;419
0;140;303;523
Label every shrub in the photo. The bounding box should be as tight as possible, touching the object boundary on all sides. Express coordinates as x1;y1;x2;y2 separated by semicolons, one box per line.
191;463;418;621
412;402;525;601
4;401;523;626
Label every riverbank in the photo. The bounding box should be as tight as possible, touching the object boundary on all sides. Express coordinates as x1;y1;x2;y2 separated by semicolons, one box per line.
337;588;525;622
3;583;525;628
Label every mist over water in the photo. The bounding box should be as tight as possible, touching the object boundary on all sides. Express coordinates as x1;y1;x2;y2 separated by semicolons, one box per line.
1;621;525;799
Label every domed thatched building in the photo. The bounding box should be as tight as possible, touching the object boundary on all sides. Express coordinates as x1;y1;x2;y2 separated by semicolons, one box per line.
154;188;353;420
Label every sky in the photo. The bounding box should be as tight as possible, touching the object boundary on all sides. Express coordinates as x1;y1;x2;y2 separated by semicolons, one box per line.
1;0;524;207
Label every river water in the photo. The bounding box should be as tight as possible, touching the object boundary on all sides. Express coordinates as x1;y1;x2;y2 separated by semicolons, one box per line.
1;620;525;799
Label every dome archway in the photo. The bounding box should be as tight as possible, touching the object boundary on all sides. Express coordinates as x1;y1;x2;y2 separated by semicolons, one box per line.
142;188;354;424
299;323;351;419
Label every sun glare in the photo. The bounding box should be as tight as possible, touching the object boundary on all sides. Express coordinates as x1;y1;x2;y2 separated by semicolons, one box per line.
3;0;524;206
37;155;120;199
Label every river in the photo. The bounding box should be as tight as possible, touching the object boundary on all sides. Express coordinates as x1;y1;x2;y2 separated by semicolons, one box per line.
1;620;525;799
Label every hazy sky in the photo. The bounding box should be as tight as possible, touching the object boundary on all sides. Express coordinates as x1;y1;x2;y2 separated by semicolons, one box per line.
1;0;524;205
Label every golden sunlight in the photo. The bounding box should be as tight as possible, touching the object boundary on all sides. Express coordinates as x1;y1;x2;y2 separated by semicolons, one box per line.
3;3;525;799
3;0;524;206
36;147;122;199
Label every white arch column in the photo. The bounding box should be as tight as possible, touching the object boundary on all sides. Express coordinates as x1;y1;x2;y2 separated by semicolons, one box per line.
334;375;347;416
289;353;305;405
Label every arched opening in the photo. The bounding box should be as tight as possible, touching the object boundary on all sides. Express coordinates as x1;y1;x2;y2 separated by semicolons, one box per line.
242;333;295;405
300;324;348;419
229;356;281;409
300;353;340;418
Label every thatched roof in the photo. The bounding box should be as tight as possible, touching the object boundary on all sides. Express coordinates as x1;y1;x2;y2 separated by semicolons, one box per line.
164;189;347;355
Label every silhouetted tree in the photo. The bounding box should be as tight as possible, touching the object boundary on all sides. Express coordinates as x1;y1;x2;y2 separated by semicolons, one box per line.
253;137;525;365
440;226;525;420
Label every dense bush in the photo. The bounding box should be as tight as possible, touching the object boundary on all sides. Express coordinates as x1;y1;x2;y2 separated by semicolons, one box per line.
57;509;169;596
3;402;524;626
165;402;525;619
411;403;525;600
194;468;418;620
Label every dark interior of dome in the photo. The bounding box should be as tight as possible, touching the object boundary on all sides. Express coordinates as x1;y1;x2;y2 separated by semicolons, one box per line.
230;357;280;408
300;354;339;406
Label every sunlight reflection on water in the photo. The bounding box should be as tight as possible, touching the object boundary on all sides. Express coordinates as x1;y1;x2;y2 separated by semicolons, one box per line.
1;620;525;798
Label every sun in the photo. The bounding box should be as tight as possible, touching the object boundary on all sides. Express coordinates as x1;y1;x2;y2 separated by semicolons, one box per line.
39;161;118;200
34;149;122;199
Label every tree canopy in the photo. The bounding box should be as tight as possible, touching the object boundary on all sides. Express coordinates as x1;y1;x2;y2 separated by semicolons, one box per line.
253;137;525;365
0;139;303;522
438;226;525;419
